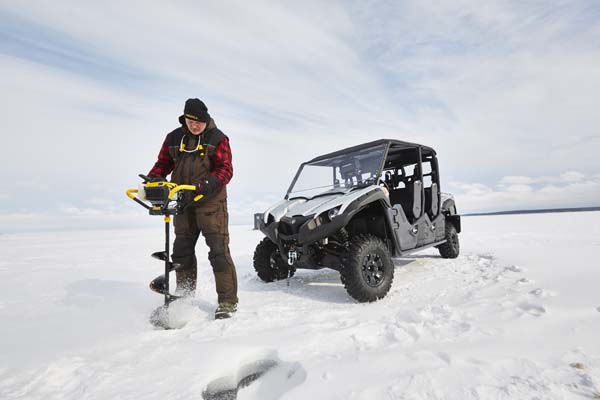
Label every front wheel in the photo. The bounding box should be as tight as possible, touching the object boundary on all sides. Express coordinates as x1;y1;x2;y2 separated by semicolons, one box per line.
253;238;294;282
438;222;460;258
340;234;394;302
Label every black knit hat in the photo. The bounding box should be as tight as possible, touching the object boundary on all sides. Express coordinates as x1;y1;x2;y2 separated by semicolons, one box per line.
181;98;210;123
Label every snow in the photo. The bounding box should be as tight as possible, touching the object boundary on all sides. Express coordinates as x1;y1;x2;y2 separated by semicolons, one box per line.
1;212;599;399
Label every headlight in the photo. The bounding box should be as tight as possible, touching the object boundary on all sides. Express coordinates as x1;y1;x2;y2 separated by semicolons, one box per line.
307;207;342;230
327;206;341;220
307;216;322;230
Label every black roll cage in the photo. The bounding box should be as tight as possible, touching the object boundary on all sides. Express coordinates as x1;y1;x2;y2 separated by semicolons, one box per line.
284;139;441;208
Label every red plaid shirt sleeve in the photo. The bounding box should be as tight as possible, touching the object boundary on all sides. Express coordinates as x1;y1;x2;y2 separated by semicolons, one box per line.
210;136;233;187
148;137;174;178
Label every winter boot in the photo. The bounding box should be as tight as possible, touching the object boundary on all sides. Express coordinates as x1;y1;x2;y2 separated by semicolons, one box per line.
215;302;237;319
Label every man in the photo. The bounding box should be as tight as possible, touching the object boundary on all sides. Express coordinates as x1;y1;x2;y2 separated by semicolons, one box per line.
148;98;238;319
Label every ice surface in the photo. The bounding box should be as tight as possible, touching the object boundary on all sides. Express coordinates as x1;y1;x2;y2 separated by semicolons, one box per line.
0;212;599;399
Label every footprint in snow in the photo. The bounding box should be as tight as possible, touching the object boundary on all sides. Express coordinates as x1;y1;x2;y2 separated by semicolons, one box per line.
529;288;557;298
518;302;547;317
517;278;534;285
505;265;523;273
384;323;420;345
202;357;306;400
478;258;491;267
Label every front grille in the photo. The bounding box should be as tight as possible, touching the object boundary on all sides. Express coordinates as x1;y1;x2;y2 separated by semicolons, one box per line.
278;215;312;236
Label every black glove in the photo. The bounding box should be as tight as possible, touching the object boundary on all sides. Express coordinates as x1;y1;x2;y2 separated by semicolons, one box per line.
195;177;220;197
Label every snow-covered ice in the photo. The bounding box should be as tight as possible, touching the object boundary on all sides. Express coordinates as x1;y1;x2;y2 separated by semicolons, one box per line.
1;212;599;399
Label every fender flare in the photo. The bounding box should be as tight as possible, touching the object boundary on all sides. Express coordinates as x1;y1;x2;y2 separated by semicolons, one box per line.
441;199;461;233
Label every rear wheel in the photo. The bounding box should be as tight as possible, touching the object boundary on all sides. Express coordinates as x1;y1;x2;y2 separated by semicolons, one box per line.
253;238;294;282
340;234;394;302
438;222;460;258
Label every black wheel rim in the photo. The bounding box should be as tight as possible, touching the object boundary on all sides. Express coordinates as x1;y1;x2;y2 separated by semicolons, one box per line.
270;251;280;271
361;252;385;287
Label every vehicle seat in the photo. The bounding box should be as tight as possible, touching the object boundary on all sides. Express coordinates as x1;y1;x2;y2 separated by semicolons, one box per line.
424;183;439;218
424;187;432;216
412;180;423;219
390;185;414;223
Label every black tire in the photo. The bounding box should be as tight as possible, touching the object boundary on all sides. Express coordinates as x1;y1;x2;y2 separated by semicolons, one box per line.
438;222;460;258
253;238;294;282
340;234;394;302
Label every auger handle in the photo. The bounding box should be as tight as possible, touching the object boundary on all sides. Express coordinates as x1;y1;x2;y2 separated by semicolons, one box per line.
125;184;203;212
167;185;204;202
126;188;152;210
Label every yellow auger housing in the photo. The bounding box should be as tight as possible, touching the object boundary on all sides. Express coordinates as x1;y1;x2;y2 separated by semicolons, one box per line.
126;175;203;216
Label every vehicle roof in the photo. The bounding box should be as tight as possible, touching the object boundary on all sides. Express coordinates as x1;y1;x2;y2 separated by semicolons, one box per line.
307;139;436;164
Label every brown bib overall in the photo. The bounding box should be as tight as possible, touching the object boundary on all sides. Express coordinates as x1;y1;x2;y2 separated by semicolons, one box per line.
169;130;238;304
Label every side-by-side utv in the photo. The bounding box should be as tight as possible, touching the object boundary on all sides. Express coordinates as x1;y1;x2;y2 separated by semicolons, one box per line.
253;139;461;302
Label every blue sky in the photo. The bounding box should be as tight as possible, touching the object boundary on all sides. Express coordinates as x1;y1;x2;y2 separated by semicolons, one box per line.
0;1;599;232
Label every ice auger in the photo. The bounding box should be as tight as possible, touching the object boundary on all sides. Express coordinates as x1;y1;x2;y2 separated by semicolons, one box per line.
126;174;202;328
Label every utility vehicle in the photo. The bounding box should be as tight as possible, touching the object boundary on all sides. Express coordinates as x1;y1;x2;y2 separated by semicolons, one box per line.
253;139;461;302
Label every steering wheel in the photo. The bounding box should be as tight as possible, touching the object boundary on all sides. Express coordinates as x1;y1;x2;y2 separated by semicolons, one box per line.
378;178;390;192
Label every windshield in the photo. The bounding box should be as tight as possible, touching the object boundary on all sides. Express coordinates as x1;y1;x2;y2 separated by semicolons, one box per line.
287;144;388;199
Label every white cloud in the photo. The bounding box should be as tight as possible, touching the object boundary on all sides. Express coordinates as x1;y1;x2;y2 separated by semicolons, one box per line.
87;198;116;208
345;1;600;181
0;209;153;233
1;1;599;230
449;171;600;213
499;171;587;187
559;171;586;183
504;184;533;194
499;176;535;186
0;201;266;233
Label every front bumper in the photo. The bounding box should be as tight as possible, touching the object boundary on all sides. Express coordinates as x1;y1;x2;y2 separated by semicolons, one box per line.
259;212;347;247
